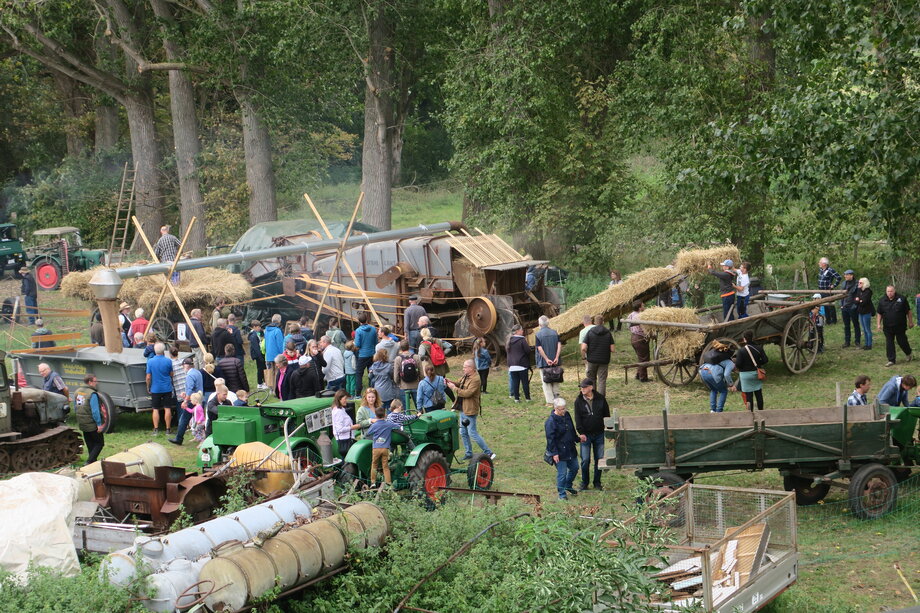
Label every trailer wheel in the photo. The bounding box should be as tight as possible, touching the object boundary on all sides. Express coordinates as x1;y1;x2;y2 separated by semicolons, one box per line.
467;453;494;490
643;472;687;527
848;463;898;520
96;390;119;434
781;314;819;374
148;317;176;344
698;338;740;368
653;339;698;387
409;449;450;506
783;475;830;506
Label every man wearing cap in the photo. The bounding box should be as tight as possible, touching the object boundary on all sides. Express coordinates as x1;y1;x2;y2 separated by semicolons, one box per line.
817;257;841;324
573;378;610;491
707;260;737;321
404;296;427;353
168;357;202;445
841;269;861;348
20;266;37;325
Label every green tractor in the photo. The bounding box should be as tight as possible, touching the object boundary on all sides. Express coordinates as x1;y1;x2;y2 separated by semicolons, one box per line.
29;227;108;291
0;223;27;278
197;394;337;469
338;409;496;502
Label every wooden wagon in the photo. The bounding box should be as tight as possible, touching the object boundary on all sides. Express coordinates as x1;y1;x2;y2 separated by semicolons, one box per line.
623;290;847;387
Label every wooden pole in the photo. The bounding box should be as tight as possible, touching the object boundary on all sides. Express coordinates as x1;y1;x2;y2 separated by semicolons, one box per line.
145;217;197;331
312;193;363;331
130;217;205;350
303;193;384;328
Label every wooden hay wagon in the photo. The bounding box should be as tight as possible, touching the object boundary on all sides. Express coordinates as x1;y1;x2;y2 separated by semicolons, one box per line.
625;290;847;387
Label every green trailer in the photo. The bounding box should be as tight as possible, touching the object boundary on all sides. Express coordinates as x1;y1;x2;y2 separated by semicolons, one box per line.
601;403;919;519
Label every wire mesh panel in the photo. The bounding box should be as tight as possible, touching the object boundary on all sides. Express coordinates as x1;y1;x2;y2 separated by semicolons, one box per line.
636;484;797;611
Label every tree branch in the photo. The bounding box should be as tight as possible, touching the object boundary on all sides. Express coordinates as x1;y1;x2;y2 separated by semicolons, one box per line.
139;61;209;74
21;23;127;95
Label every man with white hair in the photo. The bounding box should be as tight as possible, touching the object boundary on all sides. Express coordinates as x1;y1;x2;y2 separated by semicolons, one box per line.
535;315;562;405
319;335;346;390
129;307;149;340
145;342;174;435
38;362;69;400
818;257;842;324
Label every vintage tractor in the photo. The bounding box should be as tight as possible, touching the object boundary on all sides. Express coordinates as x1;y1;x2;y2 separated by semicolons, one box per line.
29;226;108;290
338;409;496;502
0;223;27;278
197;394;338;469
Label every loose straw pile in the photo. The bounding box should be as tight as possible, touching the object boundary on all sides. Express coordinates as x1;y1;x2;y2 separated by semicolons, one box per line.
639;307;706;361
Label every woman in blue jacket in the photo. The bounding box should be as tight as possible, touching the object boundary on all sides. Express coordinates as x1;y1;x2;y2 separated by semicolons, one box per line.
545;397;579;501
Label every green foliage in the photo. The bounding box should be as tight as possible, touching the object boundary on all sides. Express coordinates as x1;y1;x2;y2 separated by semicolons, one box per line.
169;506;195;532
0;561;145;612
3;152;127;247
214;467;261;516
293;495;669;612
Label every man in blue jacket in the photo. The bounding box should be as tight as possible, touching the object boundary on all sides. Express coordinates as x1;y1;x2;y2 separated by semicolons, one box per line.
545;397;579;501
876;375;916;407
353;311;377;395
263;314;284;391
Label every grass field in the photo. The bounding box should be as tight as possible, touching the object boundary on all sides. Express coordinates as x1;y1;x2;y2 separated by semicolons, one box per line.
4;184;920;612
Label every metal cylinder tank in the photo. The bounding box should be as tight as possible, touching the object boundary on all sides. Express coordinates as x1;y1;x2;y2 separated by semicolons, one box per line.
325;502;391;550
143;556;211;612
101;495;312;585
70;442;173;501
199;541;280;612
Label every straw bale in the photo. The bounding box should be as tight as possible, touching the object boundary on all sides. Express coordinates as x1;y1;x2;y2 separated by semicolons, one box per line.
549;267;679;341
674;244;741;277
639;307;706;362
60;266;252;312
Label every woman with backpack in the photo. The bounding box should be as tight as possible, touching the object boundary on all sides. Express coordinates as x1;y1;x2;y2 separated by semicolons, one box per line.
417;363;452;412
419;327;450;377
393;340;421;410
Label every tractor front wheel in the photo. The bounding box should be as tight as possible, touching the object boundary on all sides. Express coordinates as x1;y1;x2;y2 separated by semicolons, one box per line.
409;449;450;506
467;453;495;490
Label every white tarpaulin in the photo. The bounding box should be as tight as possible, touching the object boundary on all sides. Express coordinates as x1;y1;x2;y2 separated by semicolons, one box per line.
0;472;81;579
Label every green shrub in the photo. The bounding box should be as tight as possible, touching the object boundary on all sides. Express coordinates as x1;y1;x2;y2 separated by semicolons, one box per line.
0;561;144;612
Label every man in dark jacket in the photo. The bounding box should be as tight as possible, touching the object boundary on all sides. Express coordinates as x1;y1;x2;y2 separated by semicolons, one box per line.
211;318;231;359
20;266;37;324
226;314;245;363
290;354;322;398
707;259;737;321
841;270;860;348
216;344;249;393
188;308;209;367
545;397;579;501
581;315;615;396
506;324;532;402
877;285;913;367
573;378;610;491
249;320;266;390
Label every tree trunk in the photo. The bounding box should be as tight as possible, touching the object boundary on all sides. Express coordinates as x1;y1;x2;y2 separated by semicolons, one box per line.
150;0;206;252
94;103;120;152
361;5;395;230
239;91;277;226
747;12;776;93
50;71;91;157
123;91;164;242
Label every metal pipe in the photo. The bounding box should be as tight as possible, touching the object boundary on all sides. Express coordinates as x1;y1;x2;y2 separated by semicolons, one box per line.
115;221;462;278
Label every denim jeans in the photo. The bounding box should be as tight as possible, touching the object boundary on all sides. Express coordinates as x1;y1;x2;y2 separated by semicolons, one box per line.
842;306;860;345
172;408;192;443
24;295;37;324
408;330;421;354
859;313;873;348
579;432;605;487
736;295;749;318
508;369;530;401
555;456;579;498
326;377;346;391
459;413;492;457
700;366;728;412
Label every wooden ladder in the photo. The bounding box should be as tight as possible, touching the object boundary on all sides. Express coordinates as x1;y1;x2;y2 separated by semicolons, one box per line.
109;162;137;262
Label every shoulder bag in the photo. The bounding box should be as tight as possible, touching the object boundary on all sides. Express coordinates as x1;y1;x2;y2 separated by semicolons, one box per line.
745;344;766;381
542;365;564;383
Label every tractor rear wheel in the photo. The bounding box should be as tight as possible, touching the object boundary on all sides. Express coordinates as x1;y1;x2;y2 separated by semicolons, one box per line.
34;259;62;291
783;475;830;506
848;463;898;520
467;453;494;490
337;462;365;491
409;449;450;506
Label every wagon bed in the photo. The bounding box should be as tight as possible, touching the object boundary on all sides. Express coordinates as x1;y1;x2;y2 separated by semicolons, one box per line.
626;290;847;386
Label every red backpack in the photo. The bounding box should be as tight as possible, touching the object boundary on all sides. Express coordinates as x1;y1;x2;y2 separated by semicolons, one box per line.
425;340;446;366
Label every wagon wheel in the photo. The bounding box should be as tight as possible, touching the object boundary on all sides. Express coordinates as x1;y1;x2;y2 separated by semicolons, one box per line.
697;337;740;367
781;314;819;374
653;337;698;387
148;317;176;344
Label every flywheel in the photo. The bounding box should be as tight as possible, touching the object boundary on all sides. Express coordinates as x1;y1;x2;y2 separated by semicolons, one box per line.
467;297;498;337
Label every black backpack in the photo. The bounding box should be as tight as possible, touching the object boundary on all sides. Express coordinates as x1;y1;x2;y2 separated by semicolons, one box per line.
400;354;419;383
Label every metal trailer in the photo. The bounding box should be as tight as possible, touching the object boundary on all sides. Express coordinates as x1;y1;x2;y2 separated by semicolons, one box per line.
601;402;919;519
13;346;190;414
623;290;847;387
601;484;798;613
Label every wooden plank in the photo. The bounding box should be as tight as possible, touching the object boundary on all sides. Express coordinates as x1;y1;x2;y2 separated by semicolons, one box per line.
29;332;83;342
313;192;363;330
146;217;197;329
10;344;97;355
28;310;92;318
